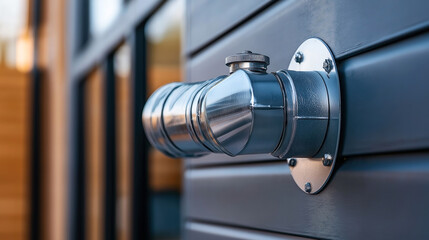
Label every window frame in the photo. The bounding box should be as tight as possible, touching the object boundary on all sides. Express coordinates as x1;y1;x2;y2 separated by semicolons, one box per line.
67;1;165;240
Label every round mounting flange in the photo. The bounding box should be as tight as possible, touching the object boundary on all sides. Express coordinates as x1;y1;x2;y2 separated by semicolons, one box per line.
287;38;341;194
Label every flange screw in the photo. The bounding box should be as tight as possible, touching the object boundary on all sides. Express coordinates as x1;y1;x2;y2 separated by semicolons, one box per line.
294;52;304;63
323;154;333;166
323;59;333;73
287;158;297;167
305;182;312;193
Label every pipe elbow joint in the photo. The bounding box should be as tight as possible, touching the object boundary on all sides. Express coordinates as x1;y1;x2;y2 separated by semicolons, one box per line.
142;68;329;159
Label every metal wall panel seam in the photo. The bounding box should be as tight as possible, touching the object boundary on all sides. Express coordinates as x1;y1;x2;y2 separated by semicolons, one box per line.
186;0;429;83
186;221;315;240
186;0;278;57
184;152;429;239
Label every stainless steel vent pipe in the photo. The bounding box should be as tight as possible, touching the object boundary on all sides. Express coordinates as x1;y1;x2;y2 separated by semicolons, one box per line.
142;51;329;159
143;38;342;194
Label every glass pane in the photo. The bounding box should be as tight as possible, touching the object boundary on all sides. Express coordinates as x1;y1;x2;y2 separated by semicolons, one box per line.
0;0;31;239
90;0;123;37
146;0;184;239
84;68;105;240
114;43;132;240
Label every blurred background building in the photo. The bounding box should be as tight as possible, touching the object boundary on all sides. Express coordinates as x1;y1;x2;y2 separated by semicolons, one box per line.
0;0;183;239
3;0;429;240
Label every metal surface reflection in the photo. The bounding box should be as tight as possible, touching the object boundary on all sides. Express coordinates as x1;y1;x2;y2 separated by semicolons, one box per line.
142;40;341;194
142;69;284;157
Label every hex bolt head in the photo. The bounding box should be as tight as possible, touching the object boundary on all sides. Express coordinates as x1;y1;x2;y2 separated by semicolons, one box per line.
323;153;333;166
323;59;333;73
294;52;304;63
305;182;312;193
287;158;297;167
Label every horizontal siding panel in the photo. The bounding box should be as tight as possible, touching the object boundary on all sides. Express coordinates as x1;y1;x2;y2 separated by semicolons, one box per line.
185;152;429;239
185;0;272;54
341;32;429;155
186;222;313;240
187;0;429;79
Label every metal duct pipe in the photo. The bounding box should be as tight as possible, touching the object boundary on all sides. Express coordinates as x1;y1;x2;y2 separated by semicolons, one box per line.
142;65;329;159
143;69;286;157
142;40;342;194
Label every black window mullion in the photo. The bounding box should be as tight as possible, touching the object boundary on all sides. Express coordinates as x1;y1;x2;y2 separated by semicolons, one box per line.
30;0;42;238
68;80;86;240
130;25;150;240
30;67;42;240
77;0;90;51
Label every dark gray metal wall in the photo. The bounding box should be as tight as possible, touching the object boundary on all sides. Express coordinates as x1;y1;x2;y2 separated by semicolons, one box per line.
183;0;429;239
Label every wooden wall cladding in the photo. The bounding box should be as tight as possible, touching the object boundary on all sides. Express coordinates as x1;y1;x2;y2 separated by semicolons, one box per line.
0;67;30;240
84;68;105;240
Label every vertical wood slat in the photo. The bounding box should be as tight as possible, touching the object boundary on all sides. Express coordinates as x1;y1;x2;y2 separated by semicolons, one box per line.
115;44;132;240
38;0;68;238
85;69;105;240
